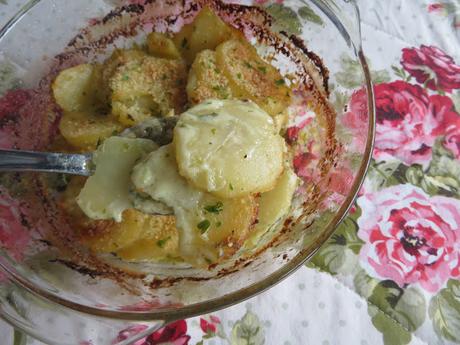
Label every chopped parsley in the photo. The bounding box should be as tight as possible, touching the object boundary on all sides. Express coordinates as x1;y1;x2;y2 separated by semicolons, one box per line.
257;66;267;74
237;73;242;79
211;128;216;135
244;61;252;69
197;219;211;234
275;78;285;86
229;183;234;191
204;201;224;214
216;221;222;228
122;75;130;81
156;237;171;248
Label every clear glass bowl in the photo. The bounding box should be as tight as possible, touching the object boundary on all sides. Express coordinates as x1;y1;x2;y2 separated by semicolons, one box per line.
0;1;374;344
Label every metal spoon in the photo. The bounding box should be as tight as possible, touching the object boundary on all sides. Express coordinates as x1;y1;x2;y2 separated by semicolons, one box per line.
0;117;178;176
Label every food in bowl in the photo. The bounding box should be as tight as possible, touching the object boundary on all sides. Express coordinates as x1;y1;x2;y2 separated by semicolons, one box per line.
49;3;336;270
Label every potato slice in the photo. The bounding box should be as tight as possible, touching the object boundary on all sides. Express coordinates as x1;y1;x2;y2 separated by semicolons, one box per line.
215;39;291;116
132;145;258;265
59;111;123;151
173;6;238;64
147;32;182;60
77;136;157;222
245;165;299;247
174;100;286;198
83;209;179;258
110;56;187;125
52;64;99;112
187;50;233;104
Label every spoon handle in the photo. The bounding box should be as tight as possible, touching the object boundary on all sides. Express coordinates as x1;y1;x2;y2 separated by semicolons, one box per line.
0;149;93;176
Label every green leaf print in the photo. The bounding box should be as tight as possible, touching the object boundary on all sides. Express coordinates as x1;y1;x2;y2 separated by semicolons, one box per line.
0;60;21;95
369;305;412;345
310;210;363;274
353;269;379;299
266;4;302;36
369;281;426;332
231;310;265;345
426;139;460;197
336;54;390;90
367;281;426;345
429;280;460;342
298;5;323;26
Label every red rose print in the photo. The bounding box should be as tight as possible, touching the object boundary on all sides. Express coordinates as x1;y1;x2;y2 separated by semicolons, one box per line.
113;321;190;345
147;320;190;345
200;315;221;334
344;81;458;166
401;45;460;92
357;184;460;293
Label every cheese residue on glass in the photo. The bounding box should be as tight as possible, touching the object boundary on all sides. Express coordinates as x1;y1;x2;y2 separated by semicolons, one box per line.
77;99;297;265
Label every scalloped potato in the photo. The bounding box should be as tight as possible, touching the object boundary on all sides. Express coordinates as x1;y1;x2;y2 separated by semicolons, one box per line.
52;7;299;268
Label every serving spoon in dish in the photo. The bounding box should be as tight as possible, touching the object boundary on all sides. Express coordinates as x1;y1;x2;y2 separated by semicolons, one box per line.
0;117;178;176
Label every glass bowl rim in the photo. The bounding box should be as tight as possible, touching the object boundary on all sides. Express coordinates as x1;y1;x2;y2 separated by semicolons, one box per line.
0;0;376;322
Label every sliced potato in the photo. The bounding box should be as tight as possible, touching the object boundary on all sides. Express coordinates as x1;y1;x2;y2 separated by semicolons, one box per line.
215;39;291;116
173;6;239;64
77;137;157;222
174;100;286;198
110;56;187;125
101;49;147;88
245;165;299;247
132;145;258;265
59;111;123;151
147;32;181;59
187;50;233;104
83;208;178;256
53;64;99;112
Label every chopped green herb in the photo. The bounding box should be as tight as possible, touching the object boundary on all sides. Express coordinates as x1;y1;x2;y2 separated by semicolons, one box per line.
244;61;252;69
122;75;130;81
181;38;188;49
229;183;234;191
197;219;211;234
257;66;267;74
204;201;224;214
275;78;285;86
237;73;242;79
216;221;222;228
211;128;216;135
156;237;171;248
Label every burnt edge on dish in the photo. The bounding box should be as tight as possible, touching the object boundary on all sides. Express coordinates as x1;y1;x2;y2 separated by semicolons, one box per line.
8;0;339;294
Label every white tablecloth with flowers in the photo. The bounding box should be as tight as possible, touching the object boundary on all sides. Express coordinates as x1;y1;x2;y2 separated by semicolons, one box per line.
1;0;460;344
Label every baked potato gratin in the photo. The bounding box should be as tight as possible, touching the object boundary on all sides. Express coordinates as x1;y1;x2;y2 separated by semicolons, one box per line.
52;7;299;267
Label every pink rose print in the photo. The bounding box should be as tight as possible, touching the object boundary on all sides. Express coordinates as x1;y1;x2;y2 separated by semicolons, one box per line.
200;315;221;334
341;88;369;152
357;184;460;293
113;321;190;345
443;121;460;159
401;45;460;92
0;189;31;261
342;81;459;166
427;3;445;13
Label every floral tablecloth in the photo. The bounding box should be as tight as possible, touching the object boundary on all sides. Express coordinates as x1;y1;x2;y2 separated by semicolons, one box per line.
1;0;460;344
